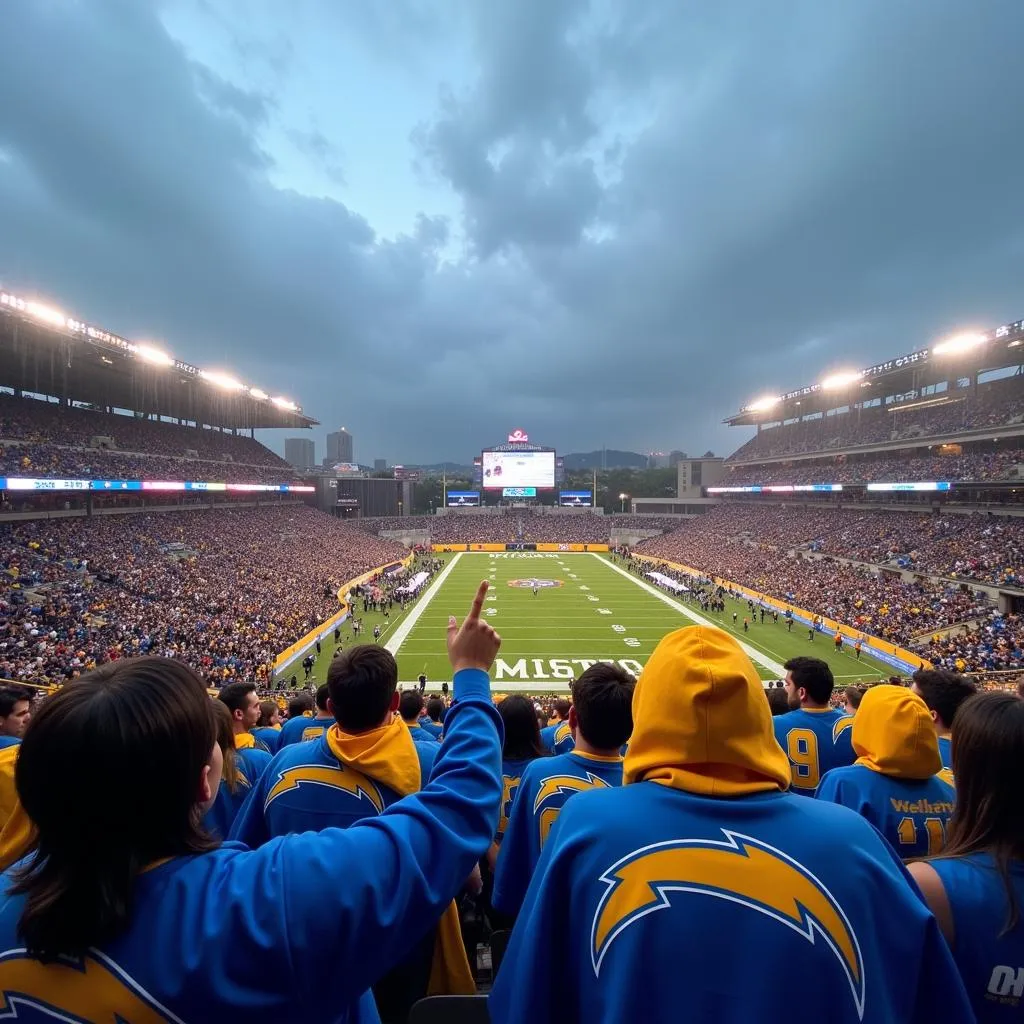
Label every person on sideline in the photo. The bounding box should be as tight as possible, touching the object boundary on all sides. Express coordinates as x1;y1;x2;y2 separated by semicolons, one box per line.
0;581;503;1023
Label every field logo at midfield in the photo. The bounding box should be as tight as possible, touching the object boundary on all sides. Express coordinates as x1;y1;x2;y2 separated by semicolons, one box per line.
508;578;564;589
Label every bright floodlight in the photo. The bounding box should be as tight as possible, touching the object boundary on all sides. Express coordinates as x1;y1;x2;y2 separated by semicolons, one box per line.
249;388;269;400
932;332;986;357
25;301;67;328
747;394;781;412
821;370;863;390
135;344;172;366
200;369;244;390
272;396;297;410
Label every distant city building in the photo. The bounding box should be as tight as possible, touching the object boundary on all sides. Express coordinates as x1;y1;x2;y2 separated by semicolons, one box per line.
374;458;387;472
284;437;314;470
327;427;354;464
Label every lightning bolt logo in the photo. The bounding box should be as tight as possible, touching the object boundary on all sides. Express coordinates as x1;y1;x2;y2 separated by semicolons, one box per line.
265;762;383;814
0;948;183;1022
591;831;865;1019
554;723;572;747
534;773;613;847
833;717;854;743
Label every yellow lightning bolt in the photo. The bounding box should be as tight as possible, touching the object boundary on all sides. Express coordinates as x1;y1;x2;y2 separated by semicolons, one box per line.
0;949;181;1023
833;717;854;743
591;832;864;1018
266;763;383;813
534;773;612;846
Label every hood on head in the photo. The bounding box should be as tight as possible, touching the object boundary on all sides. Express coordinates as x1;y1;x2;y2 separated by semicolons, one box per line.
852;685;941;780
624;625;791;797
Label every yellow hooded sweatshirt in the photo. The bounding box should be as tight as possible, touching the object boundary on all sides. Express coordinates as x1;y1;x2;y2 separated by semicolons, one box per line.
624;625;791;797
851;685;942;780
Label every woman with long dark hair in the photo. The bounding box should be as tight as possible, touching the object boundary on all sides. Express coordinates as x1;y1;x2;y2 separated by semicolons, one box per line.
908;690;1024;1022
0;582;502;1022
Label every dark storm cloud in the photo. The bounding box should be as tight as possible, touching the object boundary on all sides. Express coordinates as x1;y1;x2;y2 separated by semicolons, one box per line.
0;0;1022;462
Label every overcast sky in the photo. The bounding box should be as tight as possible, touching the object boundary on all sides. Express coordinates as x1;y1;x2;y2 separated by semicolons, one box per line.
1;0;1022;464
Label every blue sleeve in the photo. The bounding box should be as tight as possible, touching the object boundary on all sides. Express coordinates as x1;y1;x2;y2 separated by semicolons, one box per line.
492;764;537;917
227;757;274;849
225;668;503;1017
490;803;578;1024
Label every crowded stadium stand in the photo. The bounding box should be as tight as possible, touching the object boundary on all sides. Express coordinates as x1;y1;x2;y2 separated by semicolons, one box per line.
717;317;1024;496
356;510;685;544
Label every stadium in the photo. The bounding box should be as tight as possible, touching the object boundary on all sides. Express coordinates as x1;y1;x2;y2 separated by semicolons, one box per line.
2;282;1023;1020
5;290;1024;694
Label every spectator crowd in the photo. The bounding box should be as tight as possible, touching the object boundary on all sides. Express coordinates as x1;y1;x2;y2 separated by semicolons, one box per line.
0;391;296;483
1;505;404;686
727;376;1024;463
638;504;1024;673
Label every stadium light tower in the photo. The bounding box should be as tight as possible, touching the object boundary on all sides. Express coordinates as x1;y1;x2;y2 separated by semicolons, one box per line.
820;371;863;390
932;332;986;357
619;492;629;513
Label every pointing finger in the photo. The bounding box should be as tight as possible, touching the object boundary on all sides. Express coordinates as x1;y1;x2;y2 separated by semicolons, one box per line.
466;580;489;622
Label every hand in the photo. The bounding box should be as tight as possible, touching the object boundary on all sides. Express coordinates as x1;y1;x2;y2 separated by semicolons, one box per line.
447;580;501;674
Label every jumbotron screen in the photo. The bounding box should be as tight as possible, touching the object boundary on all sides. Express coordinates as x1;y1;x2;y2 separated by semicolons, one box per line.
481;450;555;489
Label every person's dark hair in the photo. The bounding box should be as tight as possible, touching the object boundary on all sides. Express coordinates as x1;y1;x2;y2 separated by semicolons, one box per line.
287;694;313;719
217;681;256;716
499;696;545;761
784;657;834;705
314;683;330;712
399;690;424;722
912;668;978;730
257;699;278;728
0;685;33;719
844;685;865;711
327;645;398;732
426;697;445;724
937;691;1024;932
766;688;791;716
549;698;571;722
571;664;635;751
10;657;218;960
212;699;242;795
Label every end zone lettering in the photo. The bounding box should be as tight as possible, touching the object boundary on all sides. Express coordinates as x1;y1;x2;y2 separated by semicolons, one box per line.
496;657;644;681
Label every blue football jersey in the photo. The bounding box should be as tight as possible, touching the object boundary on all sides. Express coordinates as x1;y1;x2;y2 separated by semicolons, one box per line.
539;721;575;755
930;853;1024;1023
496;756;539;844
252;726;282;754
278;714;333;748
773;708;855;795
231;731;438;848
492;750;622;916
816;764;955;858
204;746;272;841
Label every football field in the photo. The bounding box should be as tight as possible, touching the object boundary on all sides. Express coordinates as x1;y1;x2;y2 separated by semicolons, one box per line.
381;552;893;692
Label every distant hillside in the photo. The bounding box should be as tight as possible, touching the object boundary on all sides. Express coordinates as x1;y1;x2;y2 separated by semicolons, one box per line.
411;462;474;476
562;449;648;470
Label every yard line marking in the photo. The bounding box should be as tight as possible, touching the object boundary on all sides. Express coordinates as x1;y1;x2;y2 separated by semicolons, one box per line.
386;553;464;655
596;554;786;677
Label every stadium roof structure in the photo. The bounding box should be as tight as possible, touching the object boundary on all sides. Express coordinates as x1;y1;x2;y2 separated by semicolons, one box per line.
0;288;318;431
726;316;1024;427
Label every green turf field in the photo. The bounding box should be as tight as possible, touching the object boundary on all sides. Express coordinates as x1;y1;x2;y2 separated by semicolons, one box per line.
338;552;892;692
